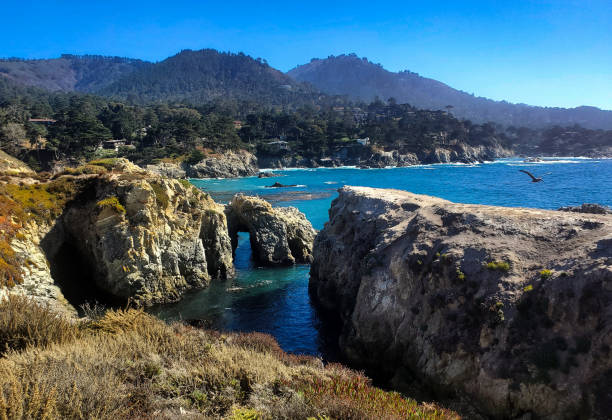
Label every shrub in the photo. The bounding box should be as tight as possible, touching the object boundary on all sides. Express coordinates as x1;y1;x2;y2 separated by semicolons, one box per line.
299;370;457;420
150;182;169;208
184;150;205;165
96;197;126;214
0;295;78;355
0;302;459;420
486;261;510;272
0;195;24;287
88;158;119;170
540;269;553;279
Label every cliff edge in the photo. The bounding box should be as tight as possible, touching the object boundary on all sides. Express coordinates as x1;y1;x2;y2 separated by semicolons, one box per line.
310;186;612;419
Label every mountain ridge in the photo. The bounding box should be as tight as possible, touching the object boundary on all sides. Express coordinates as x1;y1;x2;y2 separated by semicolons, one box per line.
1;49;611;129
287;54;612;129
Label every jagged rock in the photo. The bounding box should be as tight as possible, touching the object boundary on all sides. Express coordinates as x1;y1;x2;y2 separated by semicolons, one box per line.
265;182;297;188
558;203;612;215
310;186;612;419
258;172;281;178
185;150;258;178
146;151;259;179
1;158;234;310
225;194;316;265
145;162;187;179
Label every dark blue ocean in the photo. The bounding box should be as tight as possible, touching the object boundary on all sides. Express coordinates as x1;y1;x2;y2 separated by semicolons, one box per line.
150;158;612;356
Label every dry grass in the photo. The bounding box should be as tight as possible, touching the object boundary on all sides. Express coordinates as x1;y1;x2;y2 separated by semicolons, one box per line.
0;297;460;420
0;295;78;354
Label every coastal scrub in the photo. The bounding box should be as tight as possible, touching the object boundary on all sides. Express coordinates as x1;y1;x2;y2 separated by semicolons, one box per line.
0;297;459;420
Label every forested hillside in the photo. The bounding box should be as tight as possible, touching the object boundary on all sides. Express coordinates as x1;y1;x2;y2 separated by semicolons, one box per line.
288;54;612;130
3;49;611;130
1;55;610;171
0;54;146;92
99;49;323;106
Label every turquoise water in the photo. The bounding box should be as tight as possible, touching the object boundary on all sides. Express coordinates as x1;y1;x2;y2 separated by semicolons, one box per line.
150;158;612;356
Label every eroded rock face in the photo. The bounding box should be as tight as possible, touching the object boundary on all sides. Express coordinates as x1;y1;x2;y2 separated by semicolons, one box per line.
146;150;259;179
310;186;612;419
185;150;258;178
1;159;235;310
54;175;234;306
225;194;316;265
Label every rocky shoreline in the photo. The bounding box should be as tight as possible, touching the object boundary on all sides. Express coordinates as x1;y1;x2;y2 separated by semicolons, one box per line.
0;157;314;313
310;186;612;419
145;143;514;179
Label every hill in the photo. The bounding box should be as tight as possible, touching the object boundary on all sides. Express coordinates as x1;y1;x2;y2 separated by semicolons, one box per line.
288;54;612;129
0;50;324;108
0;54;147;92
99;49;322;106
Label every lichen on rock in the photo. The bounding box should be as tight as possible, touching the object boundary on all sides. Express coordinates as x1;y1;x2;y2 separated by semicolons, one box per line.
310;186;612;419
1;158;235;310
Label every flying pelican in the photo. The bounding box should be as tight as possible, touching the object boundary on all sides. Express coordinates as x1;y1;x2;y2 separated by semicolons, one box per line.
519;169;543;182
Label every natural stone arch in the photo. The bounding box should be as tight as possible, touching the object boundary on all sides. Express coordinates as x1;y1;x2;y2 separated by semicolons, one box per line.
224;194;316;266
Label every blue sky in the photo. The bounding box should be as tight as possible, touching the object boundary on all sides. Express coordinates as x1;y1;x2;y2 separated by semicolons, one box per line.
2;0;611;109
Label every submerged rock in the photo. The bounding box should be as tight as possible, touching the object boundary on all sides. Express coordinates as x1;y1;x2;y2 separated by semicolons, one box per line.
225;194;316;265
265;182;297;188
310;186;612;419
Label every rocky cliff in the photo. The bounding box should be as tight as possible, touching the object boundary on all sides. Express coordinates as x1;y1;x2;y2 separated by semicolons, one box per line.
225;194;316;265
1;158;234;310
258;142;512;169
146;150;258;179
310;186;612;419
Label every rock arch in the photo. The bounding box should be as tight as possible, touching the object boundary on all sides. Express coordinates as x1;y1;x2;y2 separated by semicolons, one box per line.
225;194;316;266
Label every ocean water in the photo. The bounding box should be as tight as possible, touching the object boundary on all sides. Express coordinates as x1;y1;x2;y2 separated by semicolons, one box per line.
149;158;612;356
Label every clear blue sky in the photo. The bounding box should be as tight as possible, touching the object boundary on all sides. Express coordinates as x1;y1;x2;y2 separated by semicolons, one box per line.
2;0;611;109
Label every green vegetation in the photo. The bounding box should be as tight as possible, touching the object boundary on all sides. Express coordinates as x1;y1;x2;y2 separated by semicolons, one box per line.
486;261;510;272
96;197;126;214
150;182;169;208
455;269;466;281
539;269;553;279
89;158;119;170
0;296;459;420
0;195;25;287
0;178;79;223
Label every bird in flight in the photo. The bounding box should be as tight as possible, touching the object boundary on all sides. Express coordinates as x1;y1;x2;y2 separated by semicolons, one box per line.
519;169;543;182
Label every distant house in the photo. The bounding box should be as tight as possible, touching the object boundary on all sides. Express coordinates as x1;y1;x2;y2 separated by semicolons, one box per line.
265;140;290;151
355;137;370;146
28;118;56;125
101;139;127;152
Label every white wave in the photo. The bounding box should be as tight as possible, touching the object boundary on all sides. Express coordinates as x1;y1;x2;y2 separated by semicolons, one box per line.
324;181;337;184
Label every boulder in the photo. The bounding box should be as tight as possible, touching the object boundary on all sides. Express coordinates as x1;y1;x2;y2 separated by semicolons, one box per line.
225;194;316;265
310;186;612;419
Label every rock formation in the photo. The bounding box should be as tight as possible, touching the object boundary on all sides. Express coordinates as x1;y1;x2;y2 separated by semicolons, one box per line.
310;186;612;419
558;203;612;215
225;194;316;265
146;150;259;179
1;158;234;310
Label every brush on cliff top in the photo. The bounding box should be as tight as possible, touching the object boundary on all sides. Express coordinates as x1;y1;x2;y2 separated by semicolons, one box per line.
0;295;458;420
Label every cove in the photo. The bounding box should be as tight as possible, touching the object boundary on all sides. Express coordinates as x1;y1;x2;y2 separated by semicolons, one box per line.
149;158;612;357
